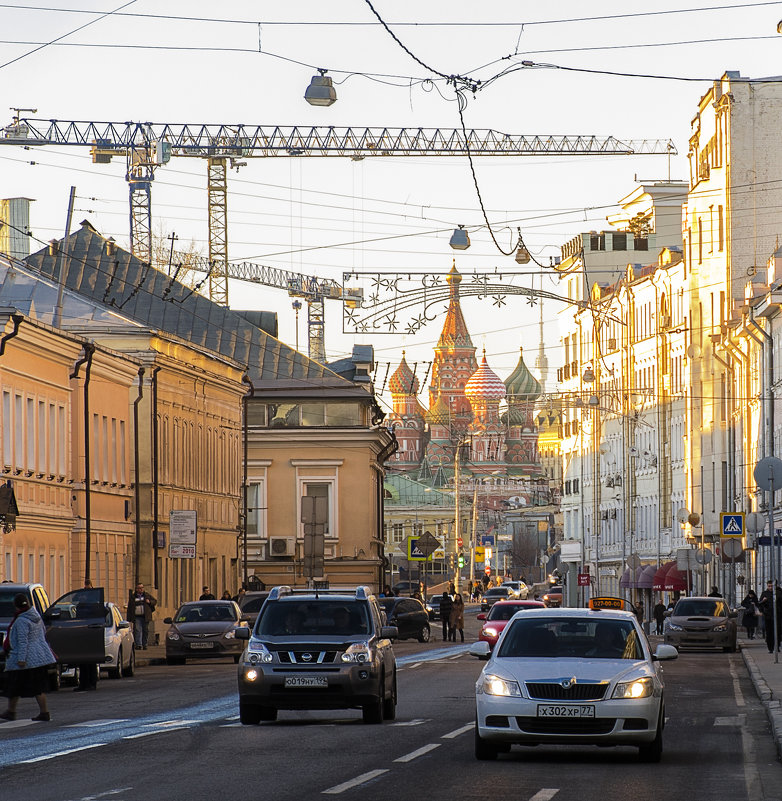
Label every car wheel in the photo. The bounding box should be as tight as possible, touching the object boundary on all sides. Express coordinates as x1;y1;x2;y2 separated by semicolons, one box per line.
108;648;123;679
123;646;135;677
239;700;263;725
418;624;431;643
166;656;186;666
383;671;397;721
362;694;384;724
638;712;664;763
475;722;499;761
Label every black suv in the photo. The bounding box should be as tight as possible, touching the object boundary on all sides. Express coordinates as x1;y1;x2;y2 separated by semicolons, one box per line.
0;582;56;689
236;585;398;725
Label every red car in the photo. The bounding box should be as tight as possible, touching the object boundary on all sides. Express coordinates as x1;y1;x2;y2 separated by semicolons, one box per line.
542;585;563;608
477;600;546;650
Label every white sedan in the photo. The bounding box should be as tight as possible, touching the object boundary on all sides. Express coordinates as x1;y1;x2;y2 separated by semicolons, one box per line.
471;607;677;762
102;602;135;678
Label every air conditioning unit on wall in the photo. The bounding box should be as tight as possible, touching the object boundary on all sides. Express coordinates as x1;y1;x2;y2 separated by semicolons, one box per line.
268;537;296;557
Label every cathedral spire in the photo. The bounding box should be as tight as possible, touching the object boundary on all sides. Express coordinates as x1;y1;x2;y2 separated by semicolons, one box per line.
436;262;473;349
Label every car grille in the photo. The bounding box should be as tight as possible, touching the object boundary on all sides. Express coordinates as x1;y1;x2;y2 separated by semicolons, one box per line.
516;716;616;735
525;682;608;701
277;650;339;664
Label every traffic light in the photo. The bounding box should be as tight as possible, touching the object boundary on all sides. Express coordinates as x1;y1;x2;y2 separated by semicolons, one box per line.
458;553;465;568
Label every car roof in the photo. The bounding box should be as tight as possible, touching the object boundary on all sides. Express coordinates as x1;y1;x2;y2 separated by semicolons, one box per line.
507;607;638;621
494;599;543;606
180;600;235;605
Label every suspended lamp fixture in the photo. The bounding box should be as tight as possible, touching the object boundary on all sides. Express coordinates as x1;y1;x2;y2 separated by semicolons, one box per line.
305;69;337;107
449;225;470;250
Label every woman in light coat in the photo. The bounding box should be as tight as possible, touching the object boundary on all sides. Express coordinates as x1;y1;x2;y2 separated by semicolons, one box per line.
1;594;57;722
449;593;465;642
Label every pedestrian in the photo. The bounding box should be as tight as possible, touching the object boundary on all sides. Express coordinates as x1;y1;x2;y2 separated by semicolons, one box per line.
1;593;57;722
449;593;465;642
199;586;216;600
653;599;666;635
381;585;393;598
439;590;453;641
126;583;157;650
708;585;722;597
740;589;760;640
759;581;782;653
232;587;246;603
71;580;100;692
220;590;232;600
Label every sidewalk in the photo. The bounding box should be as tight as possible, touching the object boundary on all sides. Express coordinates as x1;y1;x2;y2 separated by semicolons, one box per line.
739;634;782;759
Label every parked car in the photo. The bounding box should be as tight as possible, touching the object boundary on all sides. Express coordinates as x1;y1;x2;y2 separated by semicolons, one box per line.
102;602;135;678
664;596;738;652
477;599;545;650
480;586;512;612
391;580;422;597
237;591;270;628
0;582;57;690
426;594;447;620
542;585;563;607
377;597;431;642
470;607;678;762
235;585;397;725
164;600;246;664
501;581;530;600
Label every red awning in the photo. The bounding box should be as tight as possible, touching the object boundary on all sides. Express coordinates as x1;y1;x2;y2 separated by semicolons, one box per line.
664;563;691;591
652;560;676;591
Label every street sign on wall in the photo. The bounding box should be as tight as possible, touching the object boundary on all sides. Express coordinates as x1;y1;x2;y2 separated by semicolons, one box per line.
721;513;744;537
169;510;197;558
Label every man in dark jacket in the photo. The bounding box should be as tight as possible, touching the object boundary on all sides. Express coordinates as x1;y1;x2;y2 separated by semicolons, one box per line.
126;583;157;650
439;591;453;641
759;581;782;654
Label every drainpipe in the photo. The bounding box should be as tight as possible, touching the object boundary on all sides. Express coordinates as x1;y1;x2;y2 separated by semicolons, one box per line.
0;314;23;356
133;367;145;586
151;366;161;590
746;309;773;460
241;372;255;590
71;343;96;583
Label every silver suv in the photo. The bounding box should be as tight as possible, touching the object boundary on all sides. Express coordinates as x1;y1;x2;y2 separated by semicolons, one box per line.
236;585;398;725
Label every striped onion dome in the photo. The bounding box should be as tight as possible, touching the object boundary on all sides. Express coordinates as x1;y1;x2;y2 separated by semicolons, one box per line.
425;393;451;426
505;347;541;402
388;352;419;395
464;352;506;400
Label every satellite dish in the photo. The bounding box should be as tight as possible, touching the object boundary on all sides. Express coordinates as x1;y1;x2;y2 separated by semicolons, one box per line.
688;512;701;527
686;343;702;359
676;508;690;524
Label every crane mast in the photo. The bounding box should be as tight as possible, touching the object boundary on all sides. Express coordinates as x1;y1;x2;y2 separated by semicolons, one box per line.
1;114;677;359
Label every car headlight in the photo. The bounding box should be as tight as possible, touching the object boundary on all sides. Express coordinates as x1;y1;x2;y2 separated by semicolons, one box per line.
341;642;372;663
667;623;683;631
482;627;499;638
224;629;236;639
481;674;522;697
713;624;727;632
167;630;180;641
613;677;653;699
247;643;274;664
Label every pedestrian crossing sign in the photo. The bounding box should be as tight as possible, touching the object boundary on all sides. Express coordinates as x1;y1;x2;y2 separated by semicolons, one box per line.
721;513;744;538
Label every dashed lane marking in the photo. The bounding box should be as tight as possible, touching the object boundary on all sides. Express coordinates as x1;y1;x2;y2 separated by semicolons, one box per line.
441;722;473;739
714;714;746;726
0;718;36;730
390;718;429;727
64;719;129;728
122;726;191;739
393;743;440;762
529;791;559;801
322;769;389;794
20;743;106;763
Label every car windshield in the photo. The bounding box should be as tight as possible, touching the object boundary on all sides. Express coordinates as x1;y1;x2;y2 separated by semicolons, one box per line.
496;617;643;660
257;600;370;636
428;596;440;604
175;604;236;623
0;590;20;619
240;597;268;614
487;604;522;621
486;588;509;597
674;599;724;617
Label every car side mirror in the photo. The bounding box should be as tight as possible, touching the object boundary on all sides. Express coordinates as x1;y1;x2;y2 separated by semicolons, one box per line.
381;625;398;641
235;627;251;640
653;643;678;661
469;641;491;660
163;617;173;624
477;613;487;621
44;609;61;621
117;621;130;629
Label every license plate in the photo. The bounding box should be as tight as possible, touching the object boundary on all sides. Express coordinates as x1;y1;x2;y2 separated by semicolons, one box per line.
537;704;595;718
284;676;328;688
189;642;215;649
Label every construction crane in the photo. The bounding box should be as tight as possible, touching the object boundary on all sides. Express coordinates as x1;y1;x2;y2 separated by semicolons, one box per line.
1;113;676;309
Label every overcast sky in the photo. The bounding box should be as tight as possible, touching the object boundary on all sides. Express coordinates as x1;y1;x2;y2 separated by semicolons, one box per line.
2;1;781;412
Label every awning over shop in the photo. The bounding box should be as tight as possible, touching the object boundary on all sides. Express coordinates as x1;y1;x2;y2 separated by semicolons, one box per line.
664;563;691;592
652;560;676;591
618;567;631;588
635;564;657;589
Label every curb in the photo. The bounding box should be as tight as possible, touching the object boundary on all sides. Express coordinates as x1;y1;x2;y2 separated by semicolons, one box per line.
741;645;782;760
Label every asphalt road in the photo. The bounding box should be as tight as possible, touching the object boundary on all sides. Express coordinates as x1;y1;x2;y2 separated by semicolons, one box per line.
2;616;782;801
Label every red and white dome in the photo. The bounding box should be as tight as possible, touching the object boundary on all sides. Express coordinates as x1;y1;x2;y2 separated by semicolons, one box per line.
464;352;505;400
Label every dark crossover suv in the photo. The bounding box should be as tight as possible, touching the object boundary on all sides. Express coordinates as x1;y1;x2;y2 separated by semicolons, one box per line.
236;585;398;725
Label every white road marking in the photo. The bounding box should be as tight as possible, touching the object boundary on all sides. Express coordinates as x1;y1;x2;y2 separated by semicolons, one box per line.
714;715;745;726
322;769;389;794
730;659;763;799
408;662;423;669
62;789;133;801
122;726;190;739
20;743;106;763
529;791;559;801
0;718;36;730
151;719;199;727
441;723;473;739
391;718;428;727
393;743;441;762
65;718;129;728
449;654;463;660
219;723;243;727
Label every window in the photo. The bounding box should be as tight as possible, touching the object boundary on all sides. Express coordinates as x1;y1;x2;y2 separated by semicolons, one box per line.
2;391;10;465
612;232;627;251
246;481;266;538
718;205;724;251
302;481;332;536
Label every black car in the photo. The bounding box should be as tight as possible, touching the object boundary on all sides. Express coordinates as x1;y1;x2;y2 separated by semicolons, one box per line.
163;600;245;664
237;591;270;628
377;597;431;642
480;586;512;612
426;594;444;620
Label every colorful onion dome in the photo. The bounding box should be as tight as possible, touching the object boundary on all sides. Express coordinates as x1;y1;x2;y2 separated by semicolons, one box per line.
464;352;506;400
505;347;541;402
425;393;451;426
389;352;419;395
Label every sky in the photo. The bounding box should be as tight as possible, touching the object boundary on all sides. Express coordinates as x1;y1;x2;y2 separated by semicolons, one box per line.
2;1;782;415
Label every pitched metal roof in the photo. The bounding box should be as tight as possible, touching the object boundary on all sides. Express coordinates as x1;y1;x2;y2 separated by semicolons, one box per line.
23;221;364;395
